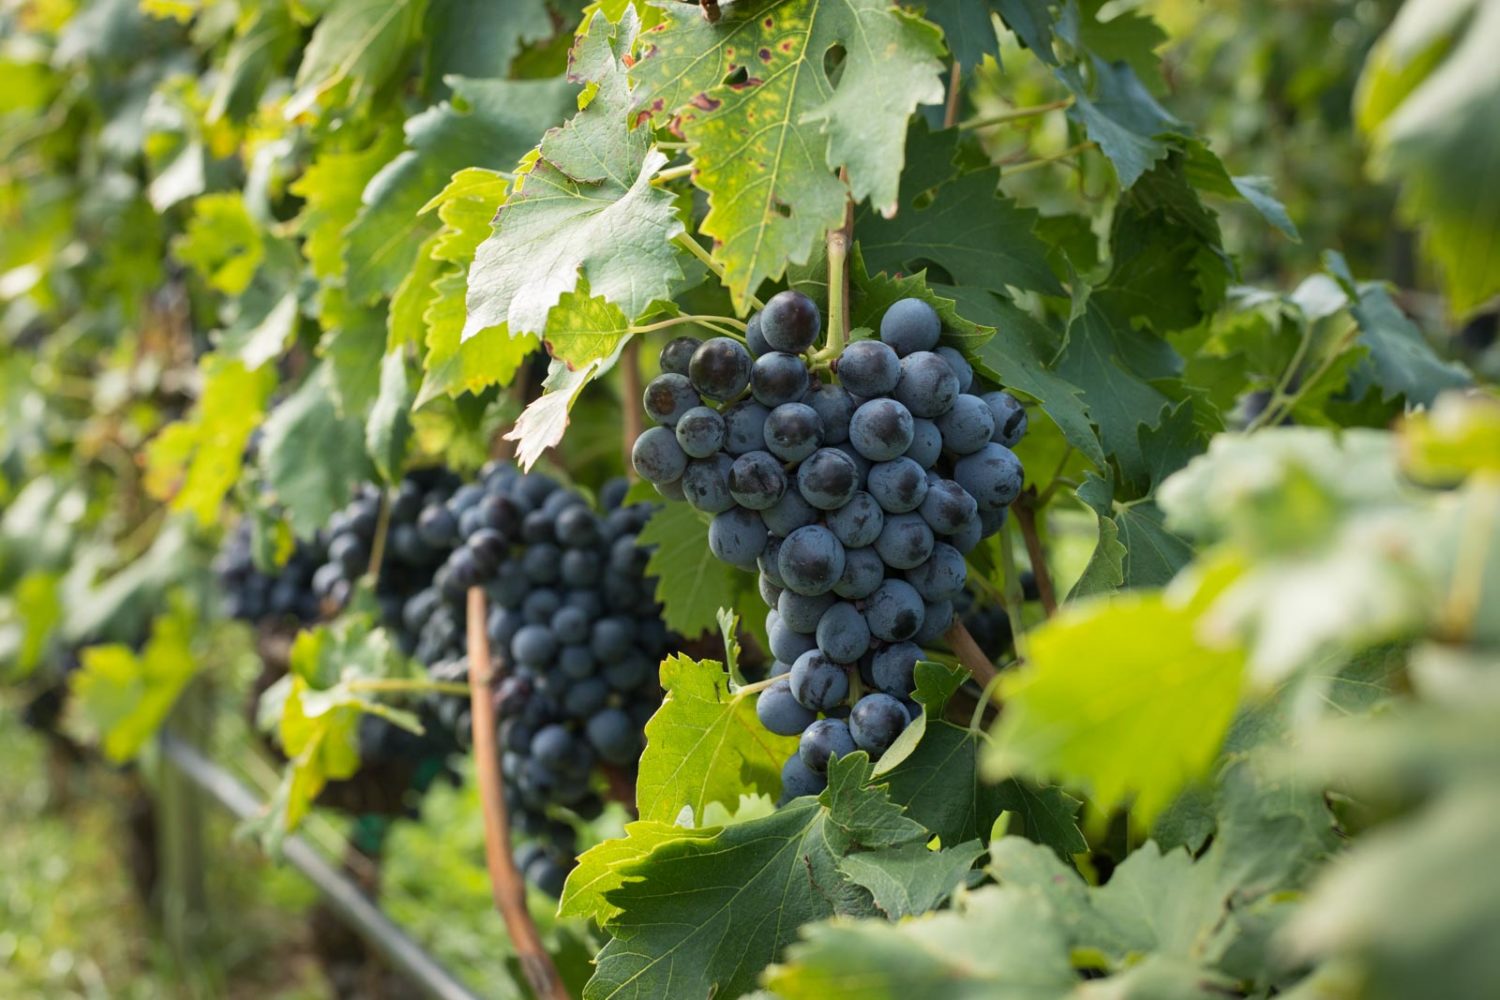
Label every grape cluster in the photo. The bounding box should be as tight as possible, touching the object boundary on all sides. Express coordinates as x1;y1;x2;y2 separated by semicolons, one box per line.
633;292;1025;801
392;465;672;895
214;520;328;625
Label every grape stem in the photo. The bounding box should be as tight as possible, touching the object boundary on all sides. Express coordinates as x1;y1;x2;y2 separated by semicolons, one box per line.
344;678;471;697
1004;141;1096;176
943;60;963;129
465;587;571;1000
1014;490;1059;617
823;185;853;359
364;488;392;583
651;162;694;185
734;675;782;696
944;619;999;688
960;96;1074;131
675;233;765;312
630;313;747;336
968;670;1006;733
623;337;643;479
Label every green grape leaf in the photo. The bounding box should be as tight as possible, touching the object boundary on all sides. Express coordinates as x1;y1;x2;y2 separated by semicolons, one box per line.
265;610;424;833
560;820;720;925
838;838;985;920
1055;286;1179;486
366;348;415;483
316;289;387;419
634;652;796;824
258;363;375;538
631;0;946;308
880;718;1085;858
423;0;553;86
69;600;199;763
588;754;931;1000
502;350;617;470
291;129;406;282
171;192;265;295
1357;0;1500;316
464;12;686;338
1324;251;1470;404
2;571;61;679
764;882;1077;1000
208;4;299;122
637;501;742;639
285;0;428;119
145;356;275;527
857;122;1061;296
949;287;1106;472
1058;57;1182;188
345;76;576;302
987;589;1246;824
543;286;632;370
418;273;540;406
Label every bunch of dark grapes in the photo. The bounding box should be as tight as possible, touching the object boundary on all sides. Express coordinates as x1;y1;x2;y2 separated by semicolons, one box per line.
633;292;1025;802
395;466;672;896
311;467;465;632
214;520;327;625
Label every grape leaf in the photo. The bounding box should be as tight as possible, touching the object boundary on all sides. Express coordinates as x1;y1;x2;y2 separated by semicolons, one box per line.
838;838;985;920
631;0;946;308
1357;0;1500;316
171;192;264;295
948;287;1106;472
69;600;198;763
634;652;796;824
503;349;618;470
987;589;1246;824
366;348;415;483
1056;57;1183;188
764;882;1077;1000
144;355;275;527
464;12;686;338
419;272;539;406
856;122;1062;297
637;502;742;639
588;754;935;1000
560;820;719;925
543;286;632;370
345;76;576;302
285;0;427;119
258;363;375;538
423;0;553;86
1324;251;1470;405
208;4;299;123
291;129;406;282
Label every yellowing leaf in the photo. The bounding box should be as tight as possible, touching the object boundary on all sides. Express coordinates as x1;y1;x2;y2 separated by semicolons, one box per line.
986;590;1246;824
145;355;275;526
631;0;946;307
1400;391;1500;483
635;653;798;825
171;192;265;295
70;602;199;763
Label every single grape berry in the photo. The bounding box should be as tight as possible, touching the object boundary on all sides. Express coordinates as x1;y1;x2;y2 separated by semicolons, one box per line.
789;650;850;712
981;390;1029;447
708;506;768;569
935;393;996;455
867;457;929;514
778;524;846;596
918;478;978;535
675;405;727;458
760;289;821;353
757;678;817;736
779;589;834;633
797;447;860;510
871;642;921;697
850;693;909;756
893;351;960;419
761;488;820;537
728;450;789;510
682;454;735;513
935;346;974;393
866;579;925;642
879;298;941;356
745;314;771;357
815;601;871;664
836;339;901;397
849;398;915;462
689;337;753;401
780;753;827;800
834;545;885;599
764;402;823;463
660;336;702;376
632;426;687;485
907;542;966;602
905;418;943;468
722;400;772;456
751;352;811;407
803;382;855;444
643;372;701;427
874;512;935;570
954;442;1025;510
826;491;884;548
798;718;856;773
